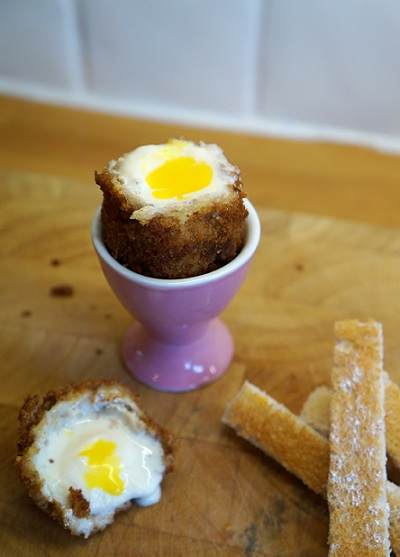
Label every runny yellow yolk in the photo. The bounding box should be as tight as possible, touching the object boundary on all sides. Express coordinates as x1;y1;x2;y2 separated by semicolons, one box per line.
78;439;124;496
146;156;213;199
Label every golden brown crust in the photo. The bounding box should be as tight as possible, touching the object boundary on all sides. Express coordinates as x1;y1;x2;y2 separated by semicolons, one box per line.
95;167;248;279
68;488;90;519
15;379;176;537
328;319;389;556
222;381;330;496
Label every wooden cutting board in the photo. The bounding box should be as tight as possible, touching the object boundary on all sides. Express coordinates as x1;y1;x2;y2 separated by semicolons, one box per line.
1;168;400;556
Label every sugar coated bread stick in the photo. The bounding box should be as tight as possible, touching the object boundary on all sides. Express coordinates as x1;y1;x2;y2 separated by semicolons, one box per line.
328;319;389;556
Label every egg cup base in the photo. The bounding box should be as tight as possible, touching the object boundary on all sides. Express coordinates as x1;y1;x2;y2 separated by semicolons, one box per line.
122;318;234;392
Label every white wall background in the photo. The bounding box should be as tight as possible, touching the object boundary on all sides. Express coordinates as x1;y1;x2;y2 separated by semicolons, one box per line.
1;0;400;152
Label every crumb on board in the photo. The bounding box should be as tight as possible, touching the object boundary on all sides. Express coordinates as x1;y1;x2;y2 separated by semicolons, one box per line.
21;310;32;317
50;285;74;297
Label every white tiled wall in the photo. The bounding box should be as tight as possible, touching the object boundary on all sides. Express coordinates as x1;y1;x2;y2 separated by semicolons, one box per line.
79;0;259;115
1;0;400;152
0;0;83;89
258;1;400;139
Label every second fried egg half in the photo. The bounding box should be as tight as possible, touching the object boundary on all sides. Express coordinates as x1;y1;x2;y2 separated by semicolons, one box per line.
16;381;175;537
33;406;166;515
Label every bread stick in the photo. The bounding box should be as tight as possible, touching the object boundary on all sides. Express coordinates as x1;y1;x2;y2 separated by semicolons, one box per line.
300;386;331;438
222;381;329;496
302;373;400;473
222;379;400;554
386;481;400;555
328;319;389;555
383;374;400;472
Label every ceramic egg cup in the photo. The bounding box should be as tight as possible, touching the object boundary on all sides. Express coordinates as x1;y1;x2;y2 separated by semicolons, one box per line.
91;200;260;392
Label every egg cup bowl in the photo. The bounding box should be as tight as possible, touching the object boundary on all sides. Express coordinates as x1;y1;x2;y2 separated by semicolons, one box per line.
91;199;260;392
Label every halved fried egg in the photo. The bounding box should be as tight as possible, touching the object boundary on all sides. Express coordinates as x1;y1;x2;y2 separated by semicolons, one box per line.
108;139;240;214
16;380;175;538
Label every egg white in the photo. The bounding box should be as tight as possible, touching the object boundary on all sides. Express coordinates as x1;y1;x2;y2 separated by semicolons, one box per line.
109;139;239;207
32;401;165;515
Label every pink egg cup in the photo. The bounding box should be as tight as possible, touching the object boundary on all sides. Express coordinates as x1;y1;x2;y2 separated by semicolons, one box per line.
91;199;260;392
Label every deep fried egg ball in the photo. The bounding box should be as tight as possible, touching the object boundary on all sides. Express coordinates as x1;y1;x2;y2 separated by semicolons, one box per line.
16;380;175;538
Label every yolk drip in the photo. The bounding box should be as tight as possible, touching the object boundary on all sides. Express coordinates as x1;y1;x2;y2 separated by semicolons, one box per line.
79;439;124;496
146;156;212;199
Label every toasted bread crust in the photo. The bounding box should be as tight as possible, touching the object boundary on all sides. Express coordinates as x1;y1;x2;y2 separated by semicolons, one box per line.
222;381;329;496
223;377;400;554
328;320;389;556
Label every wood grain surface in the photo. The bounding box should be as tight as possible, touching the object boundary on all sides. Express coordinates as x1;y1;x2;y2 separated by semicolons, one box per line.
1;96;400;556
